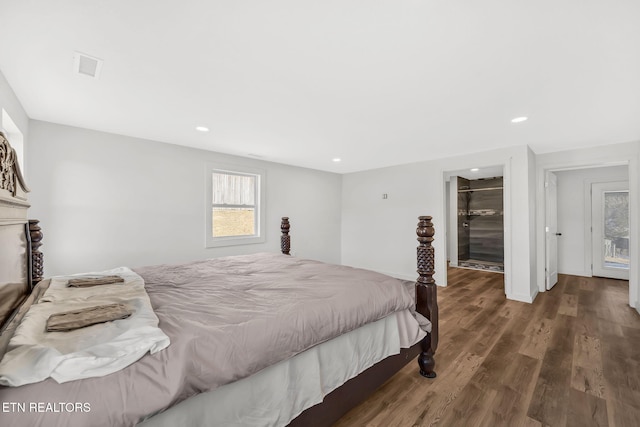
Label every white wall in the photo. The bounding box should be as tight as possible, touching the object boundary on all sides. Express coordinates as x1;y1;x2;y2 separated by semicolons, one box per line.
527;146;538;296
341;144;537;303
27;120;342;276
536;141;640;310
555;166;629;277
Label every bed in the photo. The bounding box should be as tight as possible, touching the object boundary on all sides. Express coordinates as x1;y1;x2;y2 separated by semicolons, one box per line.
0;131;439;426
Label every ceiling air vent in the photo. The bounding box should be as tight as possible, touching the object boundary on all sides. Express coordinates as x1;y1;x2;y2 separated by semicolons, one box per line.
73;51;103;79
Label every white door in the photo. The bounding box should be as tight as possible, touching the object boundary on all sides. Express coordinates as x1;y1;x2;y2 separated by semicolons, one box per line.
545;172;559;290
592;181;629;280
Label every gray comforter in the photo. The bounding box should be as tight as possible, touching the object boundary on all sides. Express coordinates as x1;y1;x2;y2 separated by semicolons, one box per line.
0;253;415;427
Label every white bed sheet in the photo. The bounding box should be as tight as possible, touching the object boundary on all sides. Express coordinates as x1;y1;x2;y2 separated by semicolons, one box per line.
140;309;425;427
0;267;170;386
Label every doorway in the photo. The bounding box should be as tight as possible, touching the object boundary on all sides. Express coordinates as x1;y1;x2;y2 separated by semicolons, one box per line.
456;176;504;273
545;171;559;290
544;165;631;289
591;181;630;280
444;165;507;296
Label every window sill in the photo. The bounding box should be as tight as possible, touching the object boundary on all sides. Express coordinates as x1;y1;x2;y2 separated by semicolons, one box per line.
205;234;266;248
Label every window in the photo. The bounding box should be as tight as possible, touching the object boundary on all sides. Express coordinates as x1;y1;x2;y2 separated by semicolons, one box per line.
205;164;265;247
212;171;257;237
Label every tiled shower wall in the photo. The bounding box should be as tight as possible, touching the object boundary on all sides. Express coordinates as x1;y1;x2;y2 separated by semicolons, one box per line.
457;176;504;264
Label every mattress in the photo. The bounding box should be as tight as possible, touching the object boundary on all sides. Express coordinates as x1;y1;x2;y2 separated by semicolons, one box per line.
140;309;424;427
0;253;425;426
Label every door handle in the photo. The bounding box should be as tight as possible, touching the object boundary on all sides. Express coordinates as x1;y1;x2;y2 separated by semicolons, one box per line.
555;233;562;236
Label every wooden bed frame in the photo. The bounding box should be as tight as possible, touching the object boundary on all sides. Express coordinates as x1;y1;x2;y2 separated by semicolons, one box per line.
281;216;438;425
0;132;32;334
0;132;438;426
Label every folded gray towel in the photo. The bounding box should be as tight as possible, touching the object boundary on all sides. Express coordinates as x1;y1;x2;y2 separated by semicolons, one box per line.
67;275;125;287
46;303;132;332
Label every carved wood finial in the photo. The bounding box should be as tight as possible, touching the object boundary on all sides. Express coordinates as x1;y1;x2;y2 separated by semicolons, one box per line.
0;132;29;196
281;217;291;255
416;215;435;286
416;215;438;378
29;219;44;285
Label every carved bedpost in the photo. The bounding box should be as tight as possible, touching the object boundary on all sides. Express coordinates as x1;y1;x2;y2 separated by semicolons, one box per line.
416;215;438;378
29;219;44;285
281;217;291;255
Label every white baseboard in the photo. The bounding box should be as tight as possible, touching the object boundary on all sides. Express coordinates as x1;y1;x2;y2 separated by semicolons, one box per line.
558;269;591;278
507;288;538;304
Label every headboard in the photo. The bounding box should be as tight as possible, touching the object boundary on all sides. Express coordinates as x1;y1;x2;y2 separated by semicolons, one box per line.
0;131;32;329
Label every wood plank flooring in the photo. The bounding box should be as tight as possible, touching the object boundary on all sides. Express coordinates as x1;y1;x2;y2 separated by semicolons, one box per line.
333;268;640;427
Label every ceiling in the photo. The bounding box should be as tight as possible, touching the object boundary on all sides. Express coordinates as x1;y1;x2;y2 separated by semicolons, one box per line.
1;1;639;174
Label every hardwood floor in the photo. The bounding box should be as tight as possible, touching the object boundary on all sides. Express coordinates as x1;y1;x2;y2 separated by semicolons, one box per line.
333;267;640;427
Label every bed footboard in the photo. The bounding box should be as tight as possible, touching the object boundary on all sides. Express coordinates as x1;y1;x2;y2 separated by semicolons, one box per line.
416;216;438;378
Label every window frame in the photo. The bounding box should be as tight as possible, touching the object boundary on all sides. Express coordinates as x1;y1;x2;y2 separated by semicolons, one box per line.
205;163;266;248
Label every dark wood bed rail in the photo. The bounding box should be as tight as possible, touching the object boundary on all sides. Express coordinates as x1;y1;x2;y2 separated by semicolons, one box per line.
280;214;438;378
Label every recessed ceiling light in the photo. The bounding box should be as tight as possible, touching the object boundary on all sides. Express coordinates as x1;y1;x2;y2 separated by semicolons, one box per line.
195;126;209;132
511;116;528;123
470;168;480;172
332;158;341;163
